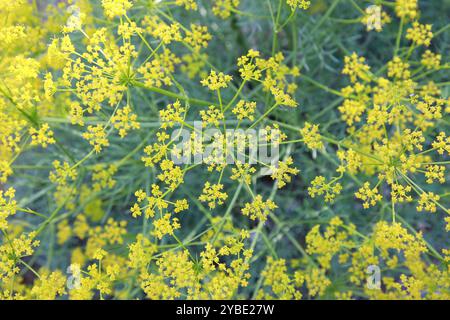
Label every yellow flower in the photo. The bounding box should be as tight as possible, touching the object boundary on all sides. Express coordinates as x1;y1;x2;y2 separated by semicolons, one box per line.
130;203;142;218
361;6;391;32
264;124;287;146
337;149;362;174
300;122;323;150
303;268;331;297
200;105;224;127
174;199;189;213
201;70;233;90
101;0;133;19
432;132;450;155
175;0;197;11
402;129;425;151
74;215;90;240
355;182;383;209
128;234;156;269
270;87;297;107
111;105;140;138
0;160;13;184
92;164;117;192
138;48;181;88
424;165;445;184
57;220;73;245
29;123;56;148
159;100;186;129
141;133;170;167
416;192;440;213
258;257;302;299
184;24;212;52
181;53;208;78
9;56;40;81
117;21;142;40
306;217;354;269
342;52;371;83
230;162;256;185
134;189;146;203
445;217;450;232
0;25;26;47
69;102;85;126
308;176;342;203
241;195;277;222
157;160;184;191
387;57;411;80
237;50;261;81
232;100;256;121
421;50;441;70
152;213;180;239
286;0;311;11
406;22;433;47
391;184;413;203
335;291;353;300
270;157;299;188
201;243;221;272
142;16;182;44
49;160;77;186
338;99;366;126
199;182;228;209
395;0;418;19
82;125;110;153
0;188;17;230
212;0;240;19
0;232;40;281
30;270;66;300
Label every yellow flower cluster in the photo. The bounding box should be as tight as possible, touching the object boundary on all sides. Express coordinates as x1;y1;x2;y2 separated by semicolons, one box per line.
421;50;441;70
395;0;418;20
270;157;300;189
286;0;311;11
212;0;240;19
200;105;224;127
342;53;372;83
138;49;181;88
230;162;256;185
185;25;212;52
1;0;449;302
417;192;440;213
111;105;140;138
29;123;56;148
300;122;324;150
232;100;257;121
406;22;433;46
175;0;197;11
355;182;383;209
49;160;78;209
102;0;133;19
306;217;355;269
0;188;16;230
308;176;343;203
258;257;303;299
82;125;110;153
201;71;233;91
237;50;299;105
199;182;228;209
158;160;184;191
241;195;277;222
